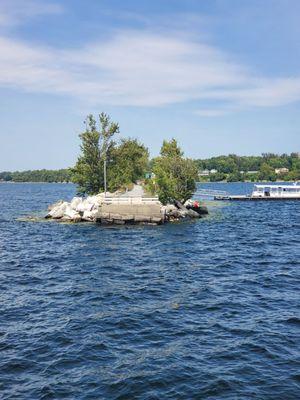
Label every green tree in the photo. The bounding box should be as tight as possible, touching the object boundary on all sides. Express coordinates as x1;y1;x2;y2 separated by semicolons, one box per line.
0;171;12;181
286;169;300;181
108;138;149;191
258;163;276;181
209;172;226;182
227;171;244;182
152;139;198;204
71;113;119;195
160;139;183;157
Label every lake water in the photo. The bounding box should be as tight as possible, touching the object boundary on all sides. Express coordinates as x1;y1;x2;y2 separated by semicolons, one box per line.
0;182;299;399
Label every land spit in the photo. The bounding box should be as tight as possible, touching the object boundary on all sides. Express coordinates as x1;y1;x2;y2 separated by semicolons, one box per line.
45;193;208;225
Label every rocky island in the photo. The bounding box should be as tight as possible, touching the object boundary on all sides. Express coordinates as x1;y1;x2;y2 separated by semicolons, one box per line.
45;189;208;225
45;112;208;225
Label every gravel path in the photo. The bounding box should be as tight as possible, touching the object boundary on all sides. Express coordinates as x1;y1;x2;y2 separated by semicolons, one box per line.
120;184;145;197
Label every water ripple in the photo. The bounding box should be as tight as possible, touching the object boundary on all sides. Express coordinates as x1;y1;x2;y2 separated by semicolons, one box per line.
0;182;299;399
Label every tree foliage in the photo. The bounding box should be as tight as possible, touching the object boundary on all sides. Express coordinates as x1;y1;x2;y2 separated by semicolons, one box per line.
227;171;244;182
71;113;119;195
258;163;276;182
195;152;300;182
152;139;198;204
209;172;227;182
71;113;149;195
108;138;149;191
0;169;71;182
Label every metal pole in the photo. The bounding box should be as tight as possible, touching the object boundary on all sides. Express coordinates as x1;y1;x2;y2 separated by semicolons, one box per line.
104;159;107;197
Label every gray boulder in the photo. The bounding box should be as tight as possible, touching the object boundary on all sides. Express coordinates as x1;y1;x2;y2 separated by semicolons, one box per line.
63;205;82;222
82;209;100;222
47;201;68;219
47;199;64;211
70;197;83;210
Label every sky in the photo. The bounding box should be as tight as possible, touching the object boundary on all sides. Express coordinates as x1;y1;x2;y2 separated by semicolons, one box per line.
0;0;300;170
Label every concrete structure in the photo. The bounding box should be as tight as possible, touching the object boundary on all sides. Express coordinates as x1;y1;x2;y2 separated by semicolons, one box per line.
45;184;207;224
46;194;165;224
99;202;164;224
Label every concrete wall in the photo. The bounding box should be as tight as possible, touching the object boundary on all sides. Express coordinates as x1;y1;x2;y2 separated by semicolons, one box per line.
99;203;164;224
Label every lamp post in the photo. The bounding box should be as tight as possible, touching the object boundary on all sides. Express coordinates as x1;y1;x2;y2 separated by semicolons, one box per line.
103;156;113;198
104;159;107;197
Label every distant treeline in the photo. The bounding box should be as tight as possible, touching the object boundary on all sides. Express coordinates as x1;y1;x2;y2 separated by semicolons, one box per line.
0;169;72;183
1;153;300;183
195;153;300;182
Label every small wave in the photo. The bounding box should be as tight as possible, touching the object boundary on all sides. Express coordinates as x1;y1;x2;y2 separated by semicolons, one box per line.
1;182;300;399
285;317;300;326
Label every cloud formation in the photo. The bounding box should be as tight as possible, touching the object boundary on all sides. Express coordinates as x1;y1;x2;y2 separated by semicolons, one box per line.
0;0;63;26
0;16;300;114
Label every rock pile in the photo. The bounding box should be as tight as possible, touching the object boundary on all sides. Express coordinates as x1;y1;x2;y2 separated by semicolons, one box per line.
46;194;106;222
162;200;208;222
45;194;208;225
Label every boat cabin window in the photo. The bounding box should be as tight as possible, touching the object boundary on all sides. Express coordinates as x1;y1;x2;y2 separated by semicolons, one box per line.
255;185;299;195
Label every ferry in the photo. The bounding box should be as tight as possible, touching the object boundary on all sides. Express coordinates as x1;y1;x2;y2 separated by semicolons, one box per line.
214;183;300;201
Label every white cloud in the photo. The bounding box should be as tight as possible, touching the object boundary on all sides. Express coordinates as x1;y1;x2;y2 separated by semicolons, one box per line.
0;28;300;113
0;0;63;26
210;78;300;107
195;108;235;117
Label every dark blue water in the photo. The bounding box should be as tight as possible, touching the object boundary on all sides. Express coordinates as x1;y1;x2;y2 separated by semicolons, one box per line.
0;182;299;399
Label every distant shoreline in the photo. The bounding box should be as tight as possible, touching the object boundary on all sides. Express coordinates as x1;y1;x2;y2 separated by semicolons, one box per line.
197;180;297;183
1;153;299;184
0;181;72;184
1;180;297;184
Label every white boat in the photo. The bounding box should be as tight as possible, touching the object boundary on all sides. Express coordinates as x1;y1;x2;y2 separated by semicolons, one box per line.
214;182;300;200
251;183;300;199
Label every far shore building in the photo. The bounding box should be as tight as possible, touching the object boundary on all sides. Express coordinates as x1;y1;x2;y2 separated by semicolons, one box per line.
198;169;210;177
198;169;218;177
275;167;289;175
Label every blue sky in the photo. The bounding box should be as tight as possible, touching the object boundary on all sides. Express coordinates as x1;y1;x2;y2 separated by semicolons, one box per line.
0;0;299;170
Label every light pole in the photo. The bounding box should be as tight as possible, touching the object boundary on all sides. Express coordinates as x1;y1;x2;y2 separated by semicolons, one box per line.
104;159;107;197
103;156;114;198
